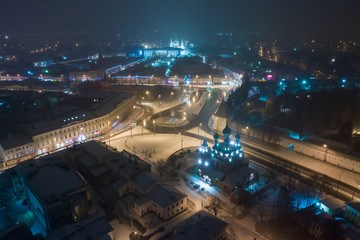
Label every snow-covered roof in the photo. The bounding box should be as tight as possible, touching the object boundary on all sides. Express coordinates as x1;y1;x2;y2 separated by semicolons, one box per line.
46;214;113;240
76;154;97;169
220;167;257;189
347;200;360;212
320;197;345;210
80;141;114;161
173;210;228;240
89;165;109;178
133;172;163;193
104;152;150;179
112;177;129;190
135;184;186;208
16;158;88;205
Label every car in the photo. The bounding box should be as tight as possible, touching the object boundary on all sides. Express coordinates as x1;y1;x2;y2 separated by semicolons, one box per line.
189;181;194;184
194;184;200;189
201;187;205;191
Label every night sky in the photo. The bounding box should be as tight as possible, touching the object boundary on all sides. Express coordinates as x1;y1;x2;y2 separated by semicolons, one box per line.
1;0;360;39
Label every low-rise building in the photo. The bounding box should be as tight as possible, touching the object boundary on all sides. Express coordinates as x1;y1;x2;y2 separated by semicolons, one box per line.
317;197;345;217
345;201;360;224
173;210;228;240
131;171;163;195
104;150;151;180
309;212;344;240
13;157;92;233
46;214;113;240
133;184;187;221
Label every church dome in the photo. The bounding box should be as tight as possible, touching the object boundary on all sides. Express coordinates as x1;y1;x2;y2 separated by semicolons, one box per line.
222;125;231;135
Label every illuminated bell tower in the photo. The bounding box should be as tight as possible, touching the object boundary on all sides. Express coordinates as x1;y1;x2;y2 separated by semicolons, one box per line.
200;137;209;154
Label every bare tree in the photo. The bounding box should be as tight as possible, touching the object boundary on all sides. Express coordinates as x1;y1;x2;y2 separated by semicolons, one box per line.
205;196;222;217
157;159;167;178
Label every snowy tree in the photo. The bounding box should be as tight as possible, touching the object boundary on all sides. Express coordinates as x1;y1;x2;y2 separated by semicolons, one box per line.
205;196;222;217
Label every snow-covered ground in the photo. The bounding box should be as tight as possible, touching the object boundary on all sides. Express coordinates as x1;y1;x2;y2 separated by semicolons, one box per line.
107;128;266;240
140;101;183;114
242;136;360;192
109;130;200;163
109;219;132;240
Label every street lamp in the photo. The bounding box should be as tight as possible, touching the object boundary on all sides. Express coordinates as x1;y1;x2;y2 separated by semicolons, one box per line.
131;106;136;138
142;120;146;135
153;120;156;136
109;133;112;146
323;144;328;161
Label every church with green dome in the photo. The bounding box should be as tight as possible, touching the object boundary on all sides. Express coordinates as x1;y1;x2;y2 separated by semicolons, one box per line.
197;124;249;186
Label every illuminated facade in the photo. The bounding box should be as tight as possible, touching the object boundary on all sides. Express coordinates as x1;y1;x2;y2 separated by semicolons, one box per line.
140;48;185;58
139;38;188;58
170;38;185;49
197;125;248;185
0;93;136;168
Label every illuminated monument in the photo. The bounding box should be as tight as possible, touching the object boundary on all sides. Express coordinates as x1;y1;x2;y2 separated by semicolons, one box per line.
139;38;188;58
170;38;185;49
197;125;249;185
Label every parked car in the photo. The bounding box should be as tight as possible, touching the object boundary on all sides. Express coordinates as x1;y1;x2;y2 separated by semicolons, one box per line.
194;184;200;189
201;187;205;191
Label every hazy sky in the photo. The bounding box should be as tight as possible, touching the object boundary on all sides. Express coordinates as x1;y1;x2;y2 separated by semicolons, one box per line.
1;0;360;39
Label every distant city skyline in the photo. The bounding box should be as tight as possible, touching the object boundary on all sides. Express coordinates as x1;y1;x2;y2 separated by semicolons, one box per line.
1;0;360;41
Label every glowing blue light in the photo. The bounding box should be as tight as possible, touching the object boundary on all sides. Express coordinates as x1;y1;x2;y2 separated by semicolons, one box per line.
205;161;209;166
230;140;235;145
198;159;202;164
316;202;320;206
279;82;283;85
342;79;346;83
302;80;307;84
229;158;232;162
